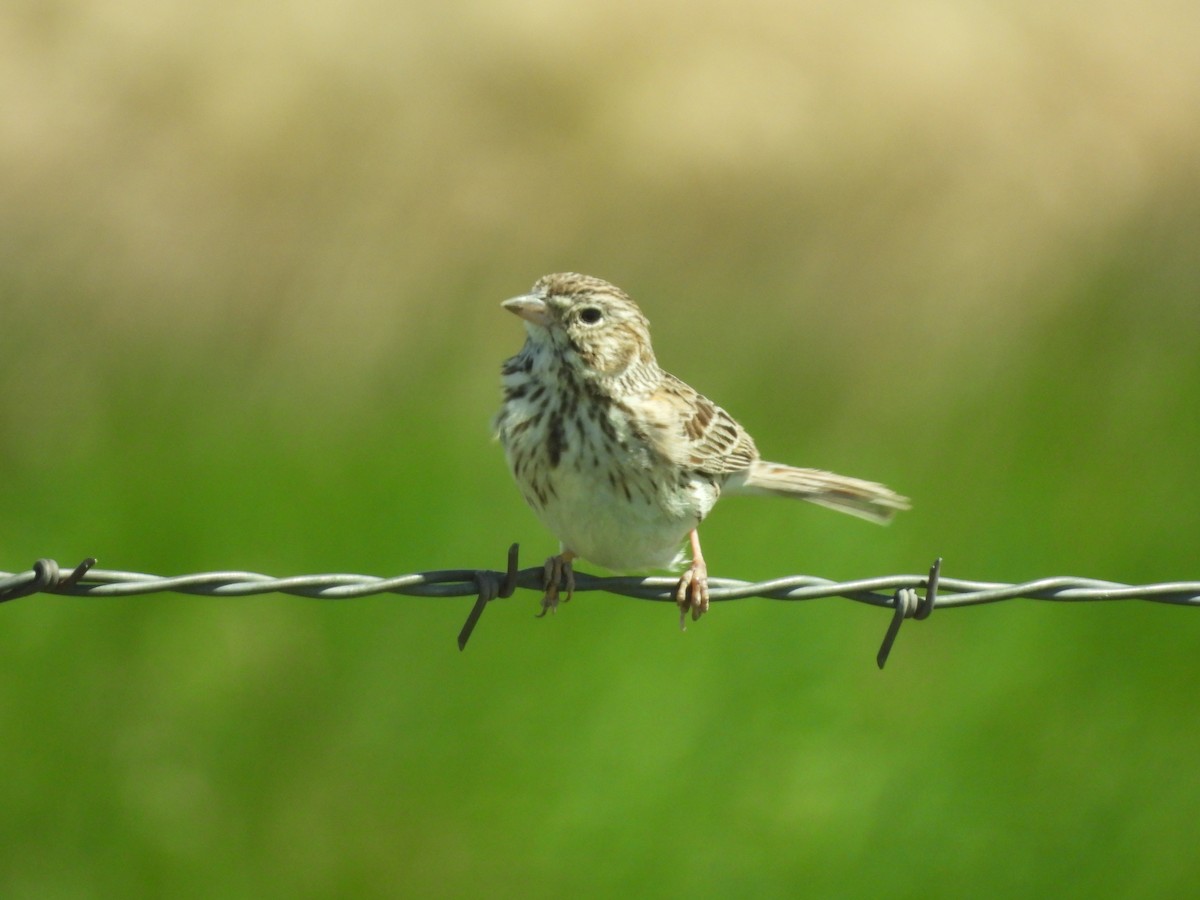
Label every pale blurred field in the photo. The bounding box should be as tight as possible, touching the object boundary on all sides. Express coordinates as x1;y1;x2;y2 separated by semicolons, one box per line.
2;2;1199;897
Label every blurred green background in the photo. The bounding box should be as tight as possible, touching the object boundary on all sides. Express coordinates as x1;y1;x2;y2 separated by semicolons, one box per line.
3;1;1199;896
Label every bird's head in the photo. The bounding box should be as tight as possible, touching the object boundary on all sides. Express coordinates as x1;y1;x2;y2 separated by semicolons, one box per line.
502;273;657;378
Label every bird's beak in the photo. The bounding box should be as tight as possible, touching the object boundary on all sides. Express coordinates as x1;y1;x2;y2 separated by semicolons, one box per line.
502;294;551;327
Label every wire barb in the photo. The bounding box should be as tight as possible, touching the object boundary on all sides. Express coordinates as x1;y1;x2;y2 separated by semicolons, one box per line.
0;557;97;604
876;558;940;669
458;543;520;650
3;550;1199;666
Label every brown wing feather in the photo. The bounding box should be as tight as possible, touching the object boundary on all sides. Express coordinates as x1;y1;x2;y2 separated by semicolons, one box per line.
642;373;758;476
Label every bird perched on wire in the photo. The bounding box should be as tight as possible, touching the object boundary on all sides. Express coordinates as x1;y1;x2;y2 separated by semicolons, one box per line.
493;273;909;627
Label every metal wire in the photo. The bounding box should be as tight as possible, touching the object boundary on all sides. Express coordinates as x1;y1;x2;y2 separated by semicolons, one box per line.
3;547;1198;667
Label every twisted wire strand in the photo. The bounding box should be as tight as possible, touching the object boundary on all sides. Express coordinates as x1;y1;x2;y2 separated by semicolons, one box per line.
3;548;1198;666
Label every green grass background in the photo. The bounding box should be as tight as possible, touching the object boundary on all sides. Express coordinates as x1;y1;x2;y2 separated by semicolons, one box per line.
2;2;1199;897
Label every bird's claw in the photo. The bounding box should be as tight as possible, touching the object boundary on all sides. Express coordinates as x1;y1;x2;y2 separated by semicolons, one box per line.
537;554;575;617
674;561;710;630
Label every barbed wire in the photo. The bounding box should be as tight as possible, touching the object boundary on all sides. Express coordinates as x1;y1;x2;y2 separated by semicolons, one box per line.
2;546;1198;667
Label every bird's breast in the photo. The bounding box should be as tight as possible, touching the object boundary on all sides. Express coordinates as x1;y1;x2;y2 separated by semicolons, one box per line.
496;371;720;570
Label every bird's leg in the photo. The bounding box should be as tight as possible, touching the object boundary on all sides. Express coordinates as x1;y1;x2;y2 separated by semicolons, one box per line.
674;529;710;630
537;550;576;617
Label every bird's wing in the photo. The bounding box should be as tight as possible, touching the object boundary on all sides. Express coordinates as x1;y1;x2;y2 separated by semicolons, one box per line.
639;372;758;476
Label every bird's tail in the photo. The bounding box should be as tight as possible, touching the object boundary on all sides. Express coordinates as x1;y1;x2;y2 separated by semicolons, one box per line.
729;461;910;525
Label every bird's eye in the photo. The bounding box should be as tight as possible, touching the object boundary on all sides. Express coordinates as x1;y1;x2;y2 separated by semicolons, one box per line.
578;307;603;325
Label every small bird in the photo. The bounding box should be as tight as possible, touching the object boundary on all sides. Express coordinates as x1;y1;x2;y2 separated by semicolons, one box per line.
493;273;909;627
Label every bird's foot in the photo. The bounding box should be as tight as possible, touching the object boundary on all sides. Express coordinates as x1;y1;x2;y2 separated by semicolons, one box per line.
674;558;709;630
537;553;575;617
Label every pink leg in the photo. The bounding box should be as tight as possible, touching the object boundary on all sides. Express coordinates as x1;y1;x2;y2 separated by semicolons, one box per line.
674;529;710;630
537;550;576;617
